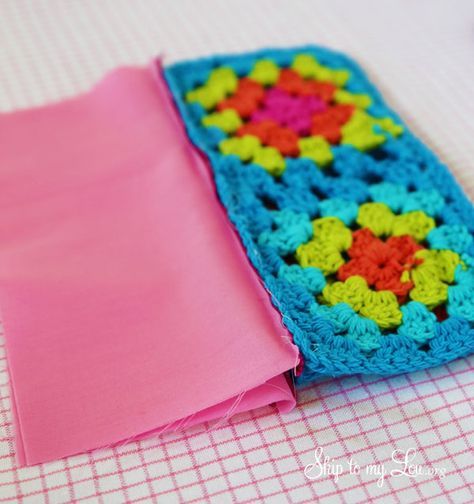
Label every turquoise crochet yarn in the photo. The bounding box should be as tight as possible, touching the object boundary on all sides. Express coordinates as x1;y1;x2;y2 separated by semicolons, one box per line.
164;46;474;385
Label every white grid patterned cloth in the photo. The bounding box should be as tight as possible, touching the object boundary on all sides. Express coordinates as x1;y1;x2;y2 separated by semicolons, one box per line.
0;1;473;502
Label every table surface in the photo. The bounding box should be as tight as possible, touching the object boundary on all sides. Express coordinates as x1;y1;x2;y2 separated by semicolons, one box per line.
0;1;473;502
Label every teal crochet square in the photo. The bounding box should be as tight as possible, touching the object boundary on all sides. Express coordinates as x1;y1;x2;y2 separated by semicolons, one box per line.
164;46;474;385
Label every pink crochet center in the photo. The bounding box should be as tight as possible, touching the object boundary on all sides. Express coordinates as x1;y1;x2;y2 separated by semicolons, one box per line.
251;88;327;136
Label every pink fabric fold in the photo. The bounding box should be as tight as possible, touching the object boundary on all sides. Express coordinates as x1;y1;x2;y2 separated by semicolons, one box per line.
0;64;299;465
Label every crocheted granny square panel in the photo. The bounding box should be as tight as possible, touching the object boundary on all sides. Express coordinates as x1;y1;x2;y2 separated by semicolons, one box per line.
164;46;474;384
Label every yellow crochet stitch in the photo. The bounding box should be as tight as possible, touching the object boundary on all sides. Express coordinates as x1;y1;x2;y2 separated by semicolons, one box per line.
219;135;285;176
249;59;281;85
252;146;286;176
186;67;238;110
341;110;403;152
219;135;261;162
291;54;350;87
334;89;372;109
298;136;333;166
357;202;395;236
202;109;242;133
312;217;352;249
322;276;402;329
341;111;386;151
376;117;404;137
415;250;461;283
296;217;352;275
356;203;435;241
359;289;403;329
391;211;435;241
409;280;448;310
409;250;462;308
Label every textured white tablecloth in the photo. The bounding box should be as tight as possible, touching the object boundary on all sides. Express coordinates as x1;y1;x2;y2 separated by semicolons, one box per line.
0;1;473;502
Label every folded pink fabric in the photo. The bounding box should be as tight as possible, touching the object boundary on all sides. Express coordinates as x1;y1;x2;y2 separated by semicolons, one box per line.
0;64;299;465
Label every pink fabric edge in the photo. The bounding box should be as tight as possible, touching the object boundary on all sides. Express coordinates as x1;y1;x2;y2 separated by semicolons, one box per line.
0;63;299;466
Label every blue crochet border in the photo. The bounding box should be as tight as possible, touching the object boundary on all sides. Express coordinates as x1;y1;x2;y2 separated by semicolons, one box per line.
163;45;474;384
